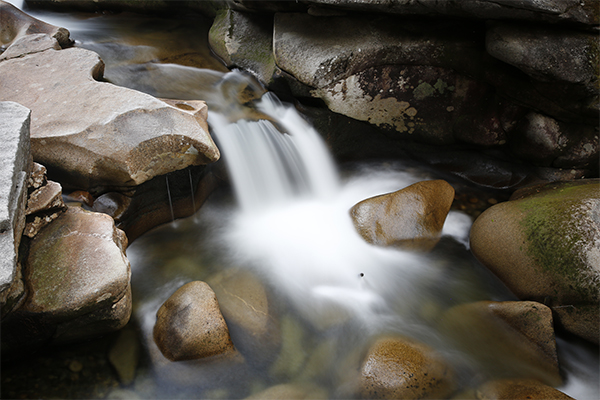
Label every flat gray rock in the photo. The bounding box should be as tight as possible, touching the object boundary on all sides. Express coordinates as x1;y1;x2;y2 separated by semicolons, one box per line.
0;101;30;295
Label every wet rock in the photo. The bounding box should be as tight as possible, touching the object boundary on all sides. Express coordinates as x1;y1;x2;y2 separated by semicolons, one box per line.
350;180;455;251
272;14;513;146
486;23;598;87
245;383;328;399
0;1;72;52
476;378;574;399
0;101;30;313
209;9;276;86
23;175;67;239
470;179;600;344
0;32;219;190
108;325;141;385
359;335;455;399
208;268;281;366
93;165;218;243
509;112;599;170
25;180;63;215
153;281;235;361
269;314;307;379
439;301;562;386
235;0;599;26
2;206;131;351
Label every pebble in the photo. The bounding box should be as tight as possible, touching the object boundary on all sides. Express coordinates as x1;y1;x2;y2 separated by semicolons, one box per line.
68;360;83;373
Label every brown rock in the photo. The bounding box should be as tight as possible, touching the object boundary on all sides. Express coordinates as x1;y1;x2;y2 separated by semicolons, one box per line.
245;383;328;400
476;378;574;399
350;180;455;251
359;336;455;399
0;1;72;53
439;301;562;387
154;281;235;361
25;180;64;215
469;179;600;344
23;207;130;319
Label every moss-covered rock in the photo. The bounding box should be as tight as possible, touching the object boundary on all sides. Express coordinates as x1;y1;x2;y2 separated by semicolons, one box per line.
470;179;600;344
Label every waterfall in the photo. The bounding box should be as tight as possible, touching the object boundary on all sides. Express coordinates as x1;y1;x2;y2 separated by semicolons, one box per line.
207;78;433;329
209;92;339;212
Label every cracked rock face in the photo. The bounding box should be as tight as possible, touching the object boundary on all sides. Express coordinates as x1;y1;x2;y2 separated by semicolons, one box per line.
0;101;30;313
0;3;219;191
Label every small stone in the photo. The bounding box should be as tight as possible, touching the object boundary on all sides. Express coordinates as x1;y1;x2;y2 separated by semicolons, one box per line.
26;181;65;215
68;360;83;373
153;281;235;361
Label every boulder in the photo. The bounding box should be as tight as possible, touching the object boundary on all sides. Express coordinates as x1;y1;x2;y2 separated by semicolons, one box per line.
509;112;598;170
476;378;574;400
439;301;562;387
486;23;598;87
233;0;599;26
2;206;131;351
272;13;515;146
209;9;276;86
350;180;455;251
470;179;600;344
359;335;456;399
153;281;235;361
0;27;219;190
0;1;72;52
0;101;30;314
208;268;281;366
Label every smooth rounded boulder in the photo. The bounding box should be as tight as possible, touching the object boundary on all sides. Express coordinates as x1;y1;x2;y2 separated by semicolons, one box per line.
350;180;455;251
153;281;235;362
470;179;600;344
359;335;455;399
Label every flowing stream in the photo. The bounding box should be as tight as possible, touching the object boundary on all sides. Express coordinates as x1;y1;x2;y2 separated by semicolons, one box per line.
3;1;599;399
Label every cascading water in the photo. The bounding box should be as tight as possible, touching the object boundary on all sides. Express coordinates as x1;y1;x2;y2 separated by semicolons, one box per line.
2;2;598;397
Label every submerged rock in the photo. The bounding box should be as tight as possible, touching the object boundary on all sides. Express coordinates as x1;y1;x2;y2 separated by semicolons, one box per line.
359;335;456;399
208;268;281;366
470;179;600;344
476;378;574;400
350;180;455;251
245;383;328;399
439;301;562;387
154;281;235;361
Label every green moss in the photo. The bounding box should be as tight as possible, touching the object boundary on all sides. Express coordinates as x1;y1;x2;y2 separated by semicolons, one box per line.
518;184;598;302
413;82;436;101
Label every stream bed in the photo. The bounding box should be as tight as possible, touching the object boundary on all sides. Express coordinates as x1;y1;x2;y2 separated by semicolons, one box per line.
2;2;599;399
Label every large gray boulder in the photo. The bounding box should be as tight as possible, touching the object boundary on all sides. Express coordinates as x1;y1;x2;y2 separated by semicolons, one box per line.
0;101;30;314
470;179;600;344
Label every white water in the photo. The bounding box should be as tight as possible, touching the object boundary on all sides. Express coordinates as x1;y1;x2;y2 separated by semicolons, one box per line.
209;87;468;330
3;2;598;397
